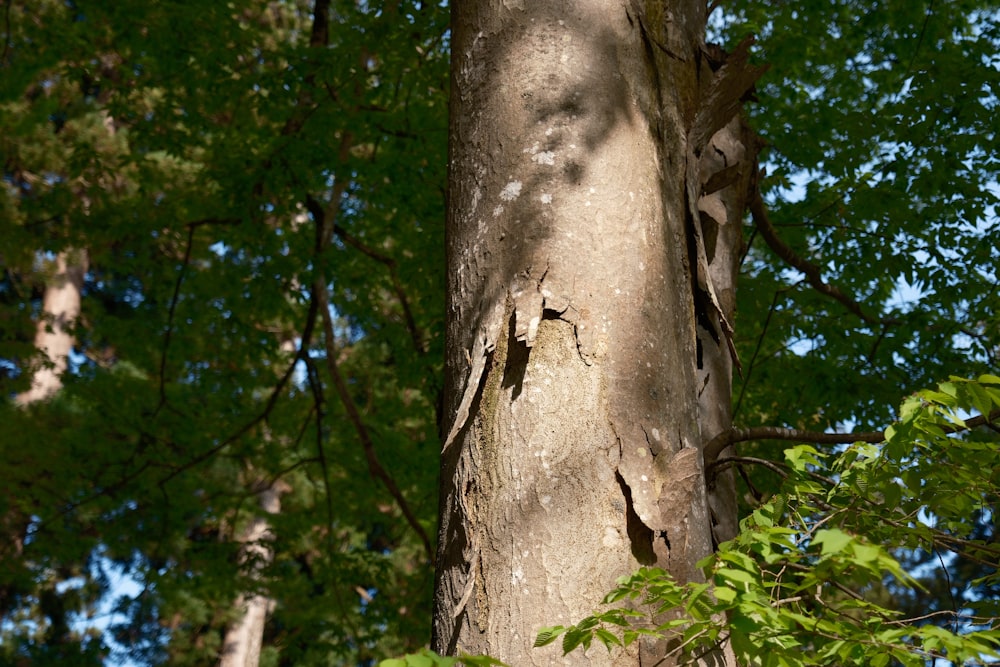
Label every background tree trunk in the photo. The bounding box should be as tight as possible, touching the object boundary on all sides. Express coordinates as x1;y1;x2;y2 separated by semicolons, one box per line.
219;481;286;667
16;251;87;406
697;116;760;549
434;1;758;664
5;250;87;643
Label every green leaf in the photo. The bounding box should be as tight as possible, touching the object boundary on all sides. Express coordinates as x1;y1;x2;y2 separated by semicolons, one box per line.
458;656;510;667
849;542;880;564
812;528;853;556
593;628;622;650
534;626;565;648
713;586;737;603
716;567;757;585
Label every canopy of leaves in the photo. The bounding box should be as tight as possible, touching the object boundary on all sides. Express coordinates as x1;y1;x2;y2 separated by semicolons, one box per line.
2;0;448;664
710;0;1000;641
716;0;1000;430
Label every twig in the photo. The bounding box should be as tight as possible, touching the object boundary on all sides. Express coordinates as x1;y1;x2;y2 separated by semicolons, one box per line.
733;286;790;420
155;289;321;487
306;195;425;354
707;455;790;480
303;354;336;538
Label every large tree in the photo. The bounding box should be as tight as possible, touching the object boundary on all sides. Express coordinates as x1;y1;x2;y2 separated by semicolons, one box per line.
434;1;763;663
433;0;1000;665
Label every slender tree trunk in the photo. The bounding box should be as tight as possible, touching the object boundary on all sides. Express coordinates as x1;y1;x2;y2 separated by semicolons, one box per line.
434;1;761;664
698;115;760;549
4;250;86;636
16;251;87;406
219;482;286;667
217;331;299;667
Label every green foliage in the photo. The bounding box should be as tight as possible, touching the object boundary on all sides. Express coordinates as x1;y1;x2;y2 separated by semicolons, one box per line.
1;0;448;663
537;377;1000;666
717;0;1000;430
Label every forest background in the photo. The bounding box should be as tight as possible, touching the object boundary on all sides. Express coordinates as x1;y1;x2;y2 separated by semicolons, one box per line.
0;0;998;665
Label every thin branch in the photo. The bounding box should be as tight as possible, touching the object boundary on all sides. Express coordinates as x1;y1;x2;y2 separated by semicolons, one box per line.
733;286;790;420
749;191;897;326
301;121;433;560
705;426;881;465
155;288;321;487
704;408;1000;464
884;609;999;627
306;194;425;355
652;626;712;666
315;279;434;562
157;225;196;409
303;355;335;537
782;561;865;602
934;545;960;634
1;0;10;66
707;455;790;480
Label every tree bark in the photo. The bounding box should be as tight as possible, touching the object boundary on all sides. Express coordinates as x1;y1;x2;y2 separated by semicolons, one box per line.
434;1;760;664
697;115;760;549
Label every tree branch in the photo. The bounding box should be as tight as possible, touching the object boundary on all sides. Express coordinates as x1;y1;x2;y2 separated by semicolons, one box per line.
157;225;196;410
307;193;424;355
303;355;336;538
705;408;1000;465
315;279;434;562
749;191;897;326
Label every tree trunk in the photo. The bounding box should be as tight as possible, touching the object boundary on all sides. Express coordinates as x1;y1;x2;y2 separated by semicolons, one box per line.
434;1;761;664
219;482;286;667
16;251;87;406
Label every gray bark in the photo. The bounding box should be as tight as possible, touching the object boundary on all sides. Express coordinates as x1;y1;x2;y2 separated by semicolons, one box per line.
434;1;761;665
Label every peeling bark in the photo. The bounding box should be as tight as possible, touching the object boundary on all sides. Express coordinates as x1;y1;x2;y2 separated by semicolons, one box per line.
696;115;761;549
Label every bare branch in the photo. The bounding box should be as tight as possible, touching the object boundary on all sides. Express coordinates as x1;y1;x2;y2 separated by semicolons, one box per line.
704;408;1000;464
315;280;434;562
749;190;897;326
705;427;881;465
